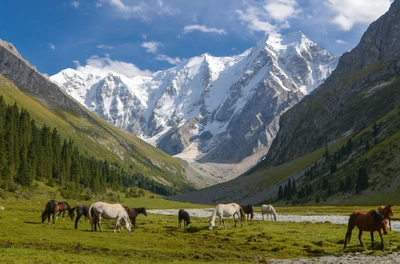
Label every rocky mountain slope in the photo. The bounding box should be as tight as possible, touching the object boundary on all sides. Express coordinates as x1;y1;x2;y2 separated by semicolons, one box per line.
166;0;400;205
51;31;339;186
263;0;400;167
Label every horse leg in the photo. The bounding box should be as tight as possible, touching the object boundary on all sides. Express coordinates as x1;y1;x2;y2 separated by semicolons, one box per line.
370;231;375;250
358;230;364;248
114;217;120;233
75;214;82;229
378;230;384;251
98;215;103;232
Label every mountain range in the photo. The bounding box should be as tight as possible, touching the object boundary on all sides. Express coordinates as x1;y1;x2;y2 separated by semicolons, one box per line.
1;0;399;206
51;31;339;187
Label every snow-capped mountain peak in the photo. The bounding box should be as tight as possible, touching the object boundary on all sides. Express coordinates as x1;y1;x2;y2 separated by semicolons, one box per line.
51;32;339;185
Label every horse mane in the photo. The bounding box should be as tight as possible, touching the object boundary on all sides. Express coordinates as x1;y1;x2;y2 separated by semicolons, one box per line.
370;210;383;225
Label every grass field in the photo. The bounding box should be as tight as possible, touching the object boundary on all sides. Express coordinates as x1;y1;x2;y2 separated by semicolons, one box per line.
0;192;399;264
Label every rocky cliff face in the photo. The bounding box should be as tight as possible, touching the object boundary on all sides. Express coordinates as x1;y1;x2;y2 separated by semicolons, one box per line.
0;39;90;118
264;0;400;167
51;32;339;184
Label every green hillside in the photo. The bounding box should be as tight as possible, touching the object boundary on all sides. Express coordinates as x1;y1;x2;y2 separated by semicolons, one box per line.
0;74;195;195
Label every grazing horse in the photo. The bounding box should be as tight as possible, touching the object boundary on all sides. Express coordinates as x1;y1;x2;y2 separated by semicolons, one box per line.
124;207;147;229
73;205;90;229
261;204;277;221
178;209;191;230
378;205;394;231
55;201;75;221
88;202;131;233
208;203;245;230
343;210;388;251
240;204;254;221
41;200;58;224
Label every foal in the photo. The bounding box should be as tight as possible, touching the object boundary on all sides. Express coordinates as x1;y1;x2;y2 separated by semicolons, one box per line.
178;209;191;230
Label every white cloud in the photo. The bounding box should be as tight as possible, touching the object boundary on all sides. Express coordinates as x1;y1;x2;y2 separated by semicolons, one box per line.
49;43;55;50
183;24;227;35
142;41;163;53
326;0;393;31
97;44;113;50
99;0;179;21
235;0;300;34
155;54;182;65
74;55;152;78
264;0;301;21
336;39;346;44
70;1;80;9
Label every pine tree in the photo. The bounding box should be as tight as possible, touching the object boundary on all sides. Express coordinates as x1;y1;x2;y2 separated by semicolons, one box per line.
356;167;369;193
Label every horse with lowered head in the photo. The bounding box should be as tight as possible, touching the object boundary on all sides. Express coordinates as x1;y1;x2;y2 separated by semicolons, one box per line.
209;203;245;230
124;206;147;229
343;210;388;251
378;204;394;230
178;209;191;230
89;202;131;233
74;205;90;229
55;201;75;221
261;204;277;221
42;199;58;224
240;204;254;221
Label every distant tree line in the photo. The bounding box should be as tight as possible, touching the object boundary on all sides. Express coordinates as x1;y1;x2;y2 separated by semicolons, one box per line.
0;97;173;197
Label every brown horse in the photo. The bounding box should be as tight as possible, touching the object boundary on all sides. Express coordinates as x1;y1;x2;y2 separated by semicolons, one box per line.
124;207;147;229
378;205;394;230
240;204;254;221
178;209;191;230
343;210;388;251
55;201;75;221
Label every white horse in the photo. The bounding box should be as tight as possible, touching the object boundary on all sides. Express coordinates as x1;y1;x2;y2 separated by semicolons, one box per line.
261;204;277;221
208;203;245;230
88;202;131;233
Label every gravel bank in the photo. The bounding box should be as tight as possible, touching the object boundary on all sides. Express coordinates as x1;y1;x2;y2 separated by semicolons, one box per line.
148;209;400;263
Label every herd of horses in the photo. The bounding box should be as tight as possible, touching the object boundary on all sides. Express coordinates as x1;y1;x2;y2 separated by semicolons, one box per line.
40;200;394;251
41;200;147;232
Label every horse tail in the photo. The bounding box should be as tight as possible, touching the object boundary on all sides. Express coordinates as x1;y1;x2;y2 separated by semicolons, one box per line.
344;213;355;248
239;206;246;222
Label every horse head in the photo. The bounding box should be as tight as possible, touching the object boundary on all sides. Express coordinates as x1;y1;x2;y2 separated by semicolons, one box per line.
208;220;214;230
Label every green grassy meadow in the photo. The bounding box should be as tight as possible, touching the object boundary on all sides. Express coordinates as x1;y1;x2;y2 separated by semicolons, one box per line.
0;191;399;264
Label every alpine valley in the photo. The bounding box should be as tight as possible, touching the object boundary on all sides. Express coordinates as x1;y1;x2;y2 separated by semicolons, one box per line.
51;31;339;188
0;0;400;206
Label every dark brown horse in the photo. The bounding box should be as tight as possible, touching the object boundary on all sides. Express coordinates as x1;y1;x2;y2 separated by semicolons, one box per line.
240;204;254;221
73;205;90;229
41;200;58;224
378;205;394;230
55;201;75;221
124;207;147;229
178;209;191;230
344;210;388;251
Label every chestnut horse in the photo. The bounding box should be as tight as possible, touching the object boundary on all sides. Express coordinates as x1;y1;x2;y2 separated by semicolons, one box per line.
124;207;147;229
343;210;388;251
378;205;394;231
178;209;191;230
240;204;254;221
55;201;75;221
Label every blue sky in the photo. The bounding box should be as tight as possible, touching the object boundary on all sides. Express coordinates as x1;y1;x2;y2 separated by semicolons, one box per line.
0;0;394;77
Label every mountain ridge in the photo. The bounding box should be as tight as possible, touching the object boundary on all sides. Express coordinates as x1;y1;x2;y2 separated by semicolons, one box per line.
51;31;339;187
